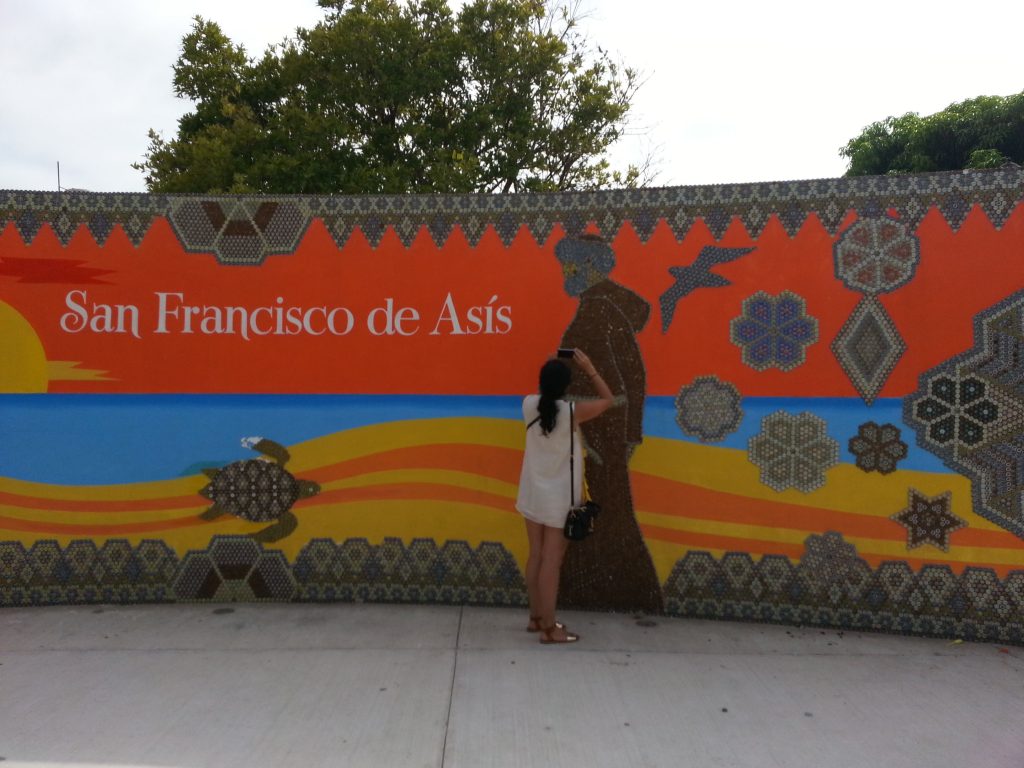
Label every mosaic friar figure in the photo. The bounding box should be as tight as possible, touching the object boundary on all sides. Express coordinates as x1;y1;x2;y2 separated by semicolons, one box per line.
554;234;664;613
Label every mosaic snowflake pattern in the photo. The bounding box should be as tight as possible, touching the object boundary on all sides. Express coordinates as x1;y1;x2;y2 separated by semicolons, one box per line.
849;422;908;474
831;296;906;404
908;374;1001;453
891;490;966;551
833;217;920;294
903;287;1024;538
730;291;818;372
748;411;839;492
674;375;743;442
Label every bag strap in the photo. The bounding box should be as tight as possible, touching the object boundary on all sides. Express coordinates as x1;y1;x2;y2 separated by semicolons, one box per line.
529;403;578;507
569;402;576;507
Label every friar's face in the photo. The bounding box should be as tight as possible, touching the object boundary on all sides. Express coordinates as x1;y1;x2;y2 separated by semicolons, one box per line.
554;237;615;297
557;256;589;297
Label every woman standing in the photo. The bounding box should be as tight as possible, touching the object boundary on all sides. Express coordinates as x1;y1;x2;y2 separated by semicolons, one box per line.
516;349;613;644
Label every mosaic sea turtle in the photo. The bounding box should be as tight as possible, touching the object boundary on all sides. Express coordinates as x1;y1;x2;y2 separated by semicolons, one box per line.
198;437;320;543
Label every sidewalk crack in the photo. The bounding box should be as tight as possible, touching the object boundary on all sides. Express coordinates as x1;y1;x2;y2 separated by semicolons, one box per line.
440;604;463;768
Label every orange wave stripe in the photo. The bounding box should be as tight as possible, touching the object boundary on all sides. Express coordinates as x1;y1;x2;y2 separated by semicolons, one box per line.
306;444;522;485
312;482;513;511
0;491;202;514
632;472;1021;550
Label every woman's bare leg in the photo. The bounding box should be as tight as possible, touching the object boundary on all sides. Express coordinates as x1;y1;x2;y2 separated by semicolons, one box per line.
537;524;570;637
524;518;545;624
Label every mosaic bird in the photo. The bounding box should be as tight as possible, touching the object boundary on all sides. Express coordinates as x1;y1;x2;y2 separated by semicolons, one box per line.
659;245;755;332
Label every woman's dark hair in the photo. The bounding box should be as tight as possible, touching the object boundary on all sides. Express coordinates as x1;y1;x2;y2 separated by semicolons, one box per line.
537;359;571;435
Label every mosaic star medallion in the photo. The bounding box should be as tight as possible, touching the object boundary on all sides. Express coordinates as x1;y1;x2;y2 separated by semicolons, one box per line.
891;489;966;551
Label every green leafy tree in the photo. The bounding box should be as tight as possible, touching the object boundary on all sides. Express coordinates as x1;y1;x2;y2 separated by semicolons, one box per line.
134;0;648;194
840;91;1024;176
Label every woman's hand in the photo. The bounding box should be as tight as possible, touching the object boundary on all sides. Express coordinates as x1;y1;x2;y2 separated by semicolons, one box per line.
570;348;614;424
572;348;597;377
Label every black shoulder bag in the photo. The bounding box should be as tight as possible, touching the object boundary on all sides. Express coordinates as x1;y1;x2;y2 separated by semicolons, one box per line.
563;402;601;541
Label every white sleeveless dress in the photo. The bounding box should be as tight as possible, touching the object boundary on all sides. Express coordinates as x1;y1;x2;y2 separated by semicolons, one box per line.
515;395;584;527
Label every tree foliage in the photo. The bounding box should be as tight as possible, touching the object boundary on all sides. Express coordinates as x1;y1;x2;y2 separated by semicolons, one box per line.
840;91;1024;176
134;0;647;194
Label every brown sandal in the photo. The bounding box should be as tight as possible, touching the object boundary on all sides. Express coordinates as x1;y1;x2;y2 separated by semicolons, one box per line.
527;616;563;633
539;622;579;644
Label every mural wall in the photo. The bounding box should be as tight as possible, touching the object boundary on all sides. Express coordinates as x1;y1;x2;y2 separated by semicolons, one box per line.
1;168;1023;644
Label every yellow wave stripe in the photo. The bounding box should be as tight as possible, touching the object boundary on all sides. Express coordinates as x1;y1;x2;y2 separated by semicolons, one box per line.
0;474;205;501
0;503;205;526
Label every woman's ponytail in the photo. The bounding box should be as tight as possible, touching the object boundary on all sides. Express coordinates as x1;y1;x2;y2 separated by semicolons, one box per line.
537;359;571;435
538;393;559;435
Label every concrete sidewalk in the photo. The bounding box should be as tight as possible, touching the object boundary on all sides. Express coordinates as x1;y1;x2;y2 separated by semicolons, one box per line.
1;604;1022;768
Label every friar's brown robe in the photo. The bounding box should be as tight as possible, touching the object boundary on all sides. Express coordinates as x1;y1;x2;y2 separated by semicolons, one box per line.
558;279;664;614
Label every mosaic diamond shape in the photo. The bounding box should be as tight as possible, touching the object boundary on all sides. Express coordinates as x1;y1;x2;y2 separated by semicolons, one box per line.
322;214;357;249
831;296;906;404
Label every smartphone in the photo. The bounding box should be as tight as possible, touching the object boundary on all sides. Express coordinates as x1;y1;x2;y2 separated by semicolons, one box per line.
556;348;575;359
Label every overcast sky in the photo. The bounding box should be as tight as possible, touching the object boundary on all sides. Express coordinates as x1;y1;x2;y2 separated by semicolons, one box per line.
3;0;1022;193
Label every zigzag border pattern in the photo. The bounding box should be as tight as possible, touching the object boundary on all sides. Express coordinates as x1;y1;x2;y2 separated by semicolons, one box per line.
2;168;1022;262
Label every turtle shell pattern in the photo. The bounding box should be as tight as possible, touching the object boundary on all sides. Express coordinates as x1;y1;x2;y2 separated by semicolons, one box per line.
199;459;301;522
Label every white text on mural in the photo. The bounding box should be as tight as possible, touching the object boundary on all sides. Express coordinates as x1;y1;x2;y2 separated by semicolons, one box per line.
59;290;512;340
